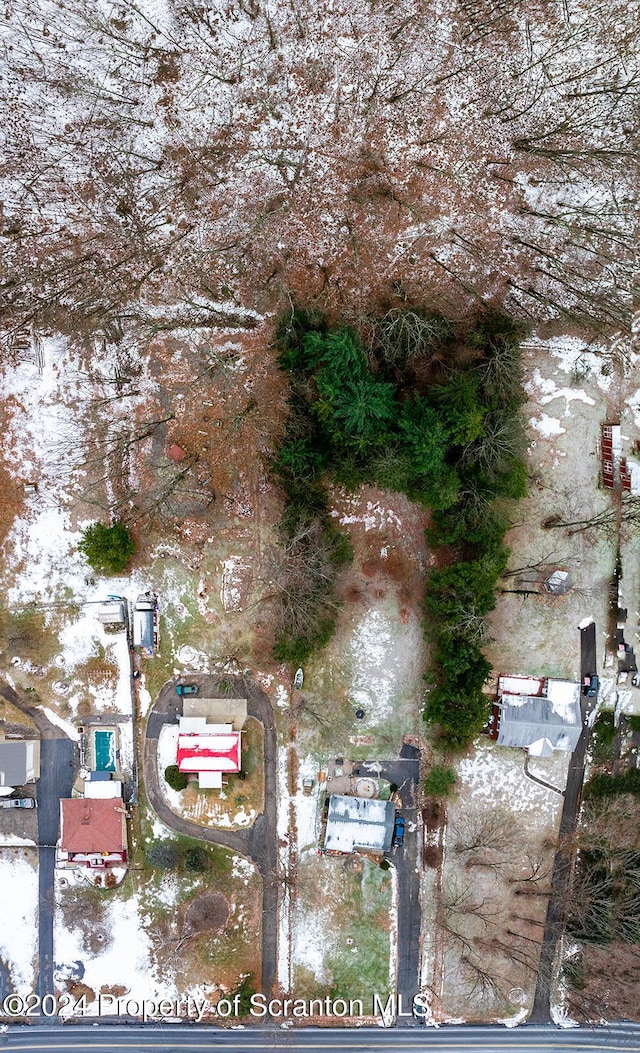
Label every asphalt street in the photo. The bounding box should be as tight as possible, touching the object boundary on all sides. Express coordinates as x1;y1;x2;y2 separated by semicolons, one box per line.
2;1023;640;1053
35;738;75;1001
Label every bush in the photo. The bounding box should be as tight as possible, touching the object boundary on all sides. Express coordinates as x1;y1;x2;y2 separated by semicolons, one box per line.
229;974;257;1018
625;714;640;734
78;521;135;574
584;768;640;798
164;764;188;791
424;765;457;797
146;840;180;869
184;846;209;872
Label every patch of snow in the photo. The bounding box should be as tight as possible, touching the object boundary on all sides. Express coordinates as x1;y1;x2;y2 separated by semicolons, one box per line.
138;679;153;717
275;684;289;710
0;834;36;847
41;707;78;740
529;414;566;438
175;645;209;671
347;608;420;726
231;856;255;883
55;891;176;1011
0;850;38;994
540;388;596;408
292;913;328;983
219;557;247;612
334;500;403;533
457;740;568;815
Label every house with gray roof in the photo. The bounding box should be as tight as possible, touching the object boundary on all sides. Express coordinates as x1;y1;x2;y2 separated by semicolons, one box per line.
322;794;395;856
0;734;41;791
495;676;582;757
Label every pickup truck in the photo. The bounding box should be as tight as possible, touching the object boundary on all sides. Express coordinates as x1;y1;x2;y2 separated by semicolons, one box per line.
0;798;36;809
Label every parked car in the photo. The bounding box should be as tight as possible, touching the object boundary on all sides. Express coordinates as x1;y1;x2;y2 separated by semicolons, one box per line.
0;798;36;809
176;684;199;696
392;816;406;847
583;674;600;698
302;777;314;796
293;668;304;690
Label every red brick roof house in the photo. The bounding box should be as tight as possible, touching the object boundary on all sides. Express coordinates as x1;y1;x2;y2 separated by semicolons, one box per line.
59;797;128;869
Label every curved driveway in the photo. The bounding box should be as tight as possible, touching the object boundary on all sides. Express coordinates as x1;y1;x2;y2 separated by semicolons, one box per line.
143;675;278;997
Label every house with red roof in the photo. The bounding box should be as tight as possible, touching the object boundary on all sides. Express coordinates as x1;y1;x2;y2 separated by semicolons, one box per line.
58;796;128;870
177;717;241;790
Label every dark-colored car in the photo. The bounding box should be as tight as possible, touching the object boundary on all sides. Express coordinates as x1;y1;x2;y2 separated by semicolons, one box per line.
0;798;36;809
176;684;199;697
583;674;599;698
392;816;406;848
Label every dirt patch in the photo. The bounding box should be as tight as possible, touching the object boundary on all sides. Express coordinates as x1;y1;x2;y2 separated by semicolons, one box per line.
564;944;640;1022
183;891;230;936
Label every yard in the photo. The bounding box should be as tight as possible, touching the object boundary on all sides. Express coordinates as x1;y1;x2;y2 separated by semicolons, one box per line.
54;830;262;1017
291;853;393;1012
157;716;264;829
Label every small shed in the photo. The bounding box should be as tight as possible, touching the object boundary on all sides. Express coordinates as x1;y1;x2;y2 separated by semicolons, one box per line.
96;600;127;631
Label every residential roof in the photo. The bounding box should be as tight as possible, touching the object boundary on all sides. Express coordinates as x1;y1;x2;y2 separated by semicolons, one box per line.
177;731;241;773
132;608;154;649
96;601;126;625
183;697;248;731
60;798;127;854
84;780;123;799
0;740;40;786
323;794;395;855
496;679;582;755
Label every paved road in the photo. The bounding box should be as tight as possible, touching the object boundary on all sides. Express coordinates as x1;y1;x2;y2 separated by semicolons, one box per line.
35;739;75;1002
143;675;278;997
0;681;75;1002
353;744;421;1014
2;1023;640;1052
530;622;597;1022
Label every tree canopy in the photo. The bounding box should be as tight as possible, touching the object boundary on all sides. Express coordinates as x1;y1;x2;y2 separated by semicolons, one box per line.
78;521;135;574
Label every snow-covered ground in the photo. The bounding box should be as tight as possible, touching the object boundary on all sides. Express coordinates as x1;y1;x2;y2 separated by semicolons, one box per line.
54;882;176;1014
0;850;38;995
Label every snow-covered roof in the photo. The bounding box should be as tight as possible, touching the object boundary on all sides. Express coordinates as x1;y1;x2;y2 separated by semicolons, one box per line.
132;608;154;649
198;771;223;789
96;601;126;624
177;732;240;773
84;780;123;799
497;680;582;753
323;794;395;855
497;675;545;696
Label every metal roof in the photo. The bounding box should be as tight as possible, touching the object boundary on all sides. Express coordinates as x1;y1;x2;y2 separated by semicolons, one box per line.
323;794;395;854
496;683;582;753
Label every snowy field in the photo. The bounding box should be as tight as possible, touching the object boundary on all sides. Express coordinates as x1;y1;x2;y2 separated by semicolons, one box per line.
0;850;38;996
